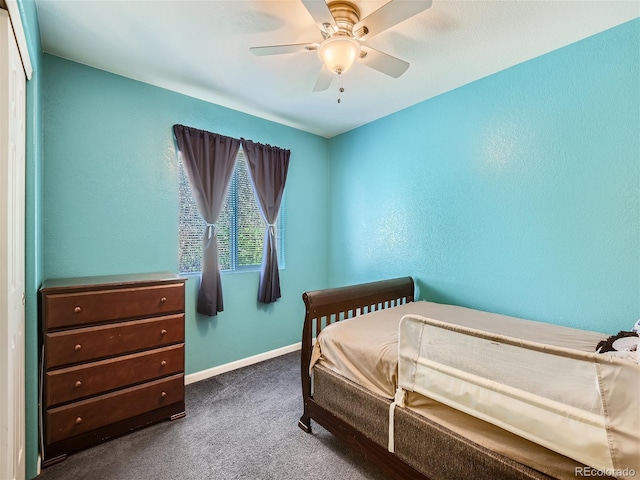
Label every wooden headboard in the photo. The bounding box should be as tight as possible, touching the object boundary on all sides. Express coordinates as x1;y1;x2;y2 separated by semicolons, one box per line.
302;276;415;338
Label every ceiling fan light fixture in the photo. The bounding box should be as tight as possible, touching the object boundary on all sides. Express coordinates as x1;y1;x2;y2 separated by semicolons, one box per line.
318;36;360;74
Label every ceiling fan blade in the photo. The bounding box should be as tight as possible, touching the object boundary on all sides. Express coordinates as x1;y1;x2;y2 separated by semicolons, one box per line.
301;0;338;36
353;0;432;40
250;43;318;56
358;45;409;78
312;65;334;92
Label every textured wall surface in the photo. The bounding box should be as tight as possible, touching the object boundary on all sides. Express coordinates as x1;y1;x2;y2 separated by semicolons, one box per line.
328;19;639;333
42;55;330;376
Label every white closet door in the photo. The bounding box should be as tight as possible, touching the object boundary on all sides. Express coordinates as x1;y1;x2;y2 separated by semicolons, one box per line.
0;8;27;480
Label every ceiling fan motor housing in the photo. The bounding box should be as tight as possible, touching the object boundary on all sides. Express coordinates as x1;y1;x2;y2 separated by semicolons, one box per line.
328;1;363;37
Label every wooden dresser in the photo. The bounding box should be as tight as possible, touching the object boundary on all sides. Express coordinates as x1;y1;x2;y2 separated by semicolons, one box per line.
40;272;187;466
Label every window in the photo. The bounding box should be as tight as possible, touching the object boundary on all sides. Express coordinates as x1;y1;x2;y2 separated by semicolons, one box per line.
179;150;285;274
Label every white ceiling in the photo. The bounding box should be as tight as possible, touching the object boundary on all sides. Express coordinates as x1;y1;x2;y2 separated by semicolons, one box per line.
35;0;639;138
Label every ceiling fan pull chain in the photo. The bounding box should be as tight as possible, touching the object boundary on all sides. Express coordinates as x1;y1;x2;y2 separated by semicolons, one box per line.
337;73;345;104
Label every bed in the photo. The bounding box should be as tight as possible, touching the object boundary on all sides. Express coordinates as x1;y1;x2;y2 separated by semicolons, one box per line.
298;277;639;480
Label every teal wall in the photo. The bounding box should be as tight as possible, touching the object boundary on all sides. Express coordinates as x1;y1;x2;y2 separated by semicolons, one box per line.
41;55;330;374
16;0;43;478
328;19;640;333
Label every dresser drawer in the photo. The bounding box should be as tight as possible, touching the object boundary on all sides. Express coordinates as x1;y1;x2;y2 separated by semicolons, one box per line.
45;344;185;407
44;283;185;329
45;314;184;369
46;374;184;445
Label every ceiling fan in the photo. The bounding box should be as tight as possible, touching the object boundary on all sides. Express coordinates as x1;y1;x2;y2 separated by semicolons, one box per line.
250;0;432;92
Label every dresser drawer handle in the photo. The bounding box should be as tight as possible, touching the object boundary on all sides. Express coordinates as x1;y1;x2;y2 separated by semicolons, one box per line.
160;329;167;336
74;344;82;351
74;306;82;313
160;360;167;367
160;296;167;303
75;417;83;425
75;380;82;388
160;391;167;398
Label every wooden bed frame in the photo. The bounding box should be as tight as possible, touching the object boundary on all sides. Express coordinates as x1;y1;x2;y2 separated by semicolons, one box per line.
297;277;563;480
298;277;428;479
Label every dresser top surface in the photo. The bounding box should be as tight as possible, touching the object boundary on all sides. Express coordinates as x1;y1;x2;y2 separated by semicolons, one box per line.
41;272;186;293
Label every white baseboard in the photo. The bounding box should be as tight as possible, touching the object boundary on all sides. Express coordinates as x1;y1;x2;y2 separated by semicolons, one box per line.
185;342;301;385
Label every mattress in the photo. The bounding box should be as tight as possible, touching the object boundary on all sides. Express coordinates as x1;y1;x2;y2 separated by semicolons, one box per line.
311;301;639;479
311;300;607;399
310;301;420;398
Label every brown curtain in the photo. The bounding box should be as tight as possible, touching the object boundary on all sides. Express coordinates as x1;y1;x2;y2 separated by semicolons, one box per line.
241;139;290;304
173;125;240;316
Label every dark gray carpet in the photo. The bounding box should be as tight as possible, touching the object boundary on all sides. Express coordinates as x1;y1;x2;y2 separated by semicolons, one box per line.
37;352;389;480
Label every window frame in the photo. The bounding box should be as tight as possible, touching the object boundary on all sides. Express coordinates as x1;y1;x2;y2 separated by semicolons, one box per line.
178;150;285;275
